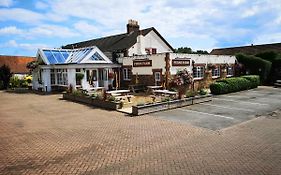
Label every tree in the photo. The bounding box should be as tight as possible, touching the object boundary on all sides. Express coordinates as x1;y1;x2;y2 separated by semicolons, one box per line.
175;47;209;54
0;64;12;89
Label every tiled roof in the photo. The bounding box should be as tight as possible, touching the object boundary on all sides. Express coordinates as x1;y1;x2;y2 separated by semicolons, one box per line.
62;27;174;52
210;43;281;55
0;55;36;74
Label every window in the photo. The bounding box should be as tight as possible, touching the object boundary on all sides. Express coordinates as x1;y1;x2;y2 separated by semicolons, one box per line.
193;66;204;79
152;48;157;54
227;66;234;76
212;67;220;77
123;68;132;80
155;72;161;82
145;48;157;55
50;69;55;85
56;69;68;85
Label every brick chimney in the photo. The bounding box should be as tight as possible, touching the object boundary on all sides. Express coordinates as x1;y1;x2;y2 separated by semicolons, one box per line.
127;19;140;34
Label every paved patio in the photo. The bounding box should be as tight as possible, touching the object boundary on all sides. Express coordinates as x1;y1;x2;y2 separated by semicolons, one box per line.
0;89;280;174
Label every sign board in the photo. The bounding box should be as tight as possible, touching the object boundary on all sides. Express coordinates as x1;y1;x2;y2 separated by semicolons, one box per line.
172;59;190;66
133;60;152;67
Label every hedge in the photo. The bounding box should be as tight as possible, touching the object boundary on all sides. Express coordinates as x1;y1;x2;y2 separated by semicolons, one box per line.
236;53;271;83
210;75;260;95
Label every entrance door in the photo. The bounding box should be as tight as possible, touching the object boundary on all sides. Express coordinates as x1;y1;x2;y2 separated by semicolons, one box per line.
153;69;162;86
98;69;104;87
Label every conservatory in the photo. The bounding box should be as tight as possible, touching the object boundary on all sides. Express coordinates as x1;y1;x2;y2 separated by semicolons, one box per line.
32;46;120;92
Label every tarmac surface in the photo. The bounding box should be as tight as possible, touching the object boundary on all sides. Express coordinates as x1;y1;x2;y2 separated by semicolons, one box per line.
149;86;281;130
0;86;280;174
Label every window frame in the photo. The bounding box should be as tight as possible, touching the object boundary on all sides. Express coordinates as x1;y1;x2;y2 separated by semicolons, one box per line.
123;68;132;81
193;66;204;79
212;67;220;78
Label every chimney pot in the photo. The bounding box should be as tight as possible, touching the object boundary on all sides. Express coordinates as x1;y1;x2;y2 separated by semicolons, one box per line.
127;19;140;34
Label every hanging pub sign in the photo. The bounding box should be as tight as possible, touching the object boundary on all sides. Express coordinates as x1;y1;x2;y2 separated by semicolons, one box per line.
133;59;152;67
172;58;191;66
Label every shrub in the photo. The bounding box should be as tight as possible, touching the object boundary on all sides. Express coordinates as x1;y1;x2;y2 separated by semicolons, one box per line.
199;89;208;95
241;75;260;88
236;53;271;83
210;75;259;95
0;64;12;89
209;82;230;95
10;76;20;88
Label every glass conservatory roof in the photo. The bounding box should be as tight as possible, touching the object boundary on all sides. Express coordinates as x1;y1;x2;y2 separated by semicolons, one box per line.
40;46;108;65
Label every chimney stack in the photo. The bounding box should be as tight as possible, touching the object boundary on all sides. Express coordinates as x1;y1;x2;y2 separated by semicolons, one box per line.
127;19;140;34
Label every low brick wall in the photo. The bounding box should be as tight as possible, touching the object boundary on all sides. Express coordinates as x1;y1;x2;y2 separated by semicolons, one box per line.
132;94;212;116
63;93;121;110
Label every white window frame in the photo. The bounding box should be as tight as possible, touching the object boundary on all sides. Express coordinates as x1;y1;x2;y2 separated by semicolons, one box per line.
123;68;132;81
227;66;234;77
193;66;204;79
212;67;220;78
155;72;161;82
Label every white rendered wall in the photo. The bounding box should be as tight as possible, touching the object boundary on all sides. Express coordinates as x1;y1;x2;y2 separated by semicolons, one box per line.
42;69;51;92
121;53;237;75
67;68;76;89
32;69;39;90
128;30;173;56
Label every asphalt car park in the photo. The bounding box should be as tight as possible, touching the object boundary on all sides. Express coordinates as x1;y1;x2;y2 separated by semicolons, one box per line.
149;86;281;130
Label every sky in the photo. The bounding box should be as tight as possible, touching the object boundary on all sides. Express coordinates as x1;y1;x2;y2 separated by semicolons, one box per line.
0;0;281;57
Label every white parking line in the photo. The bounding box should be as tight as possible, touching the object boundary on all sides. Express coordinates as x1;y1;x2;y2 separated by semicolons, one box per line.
178;108;234;120
198;103;255;112
213;98;269;106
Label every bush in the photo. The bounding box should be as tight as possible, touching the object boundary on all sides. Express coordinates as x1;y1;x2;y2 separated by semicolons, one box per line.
241;75;260;88
10;76;20;88
210;75;260;95
199;89;208;95
0;64;12;89
236;53;271;83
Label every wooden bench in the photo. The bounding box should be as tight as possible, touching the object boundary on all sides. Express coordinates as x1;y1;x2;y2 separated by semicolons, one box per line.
128;84;146;93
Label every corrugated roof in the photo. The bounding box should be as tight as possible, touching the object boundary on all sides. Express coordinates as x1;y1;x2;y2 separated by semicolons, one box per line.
62;27;174;52
0;55;36;74
210;43;281;55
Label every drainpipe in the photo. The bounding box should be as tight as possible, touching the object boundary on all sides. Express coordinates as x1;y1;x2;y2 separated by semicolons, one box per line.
192;60;195;92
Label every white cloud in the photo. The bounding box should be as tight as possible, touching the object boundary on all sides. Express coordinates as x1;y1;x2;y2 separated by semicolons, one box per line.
74;21;100;36
1;40;49;51
0;0;13;7
0;8;44;24
0;26;23;35
35;1;48;9
253;33;281;45
30;24;79;38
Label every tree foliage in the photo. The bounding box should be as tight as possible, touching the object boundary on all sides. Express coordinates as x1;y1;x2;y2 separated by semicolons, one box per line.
0;64;12;89
174;47;209;54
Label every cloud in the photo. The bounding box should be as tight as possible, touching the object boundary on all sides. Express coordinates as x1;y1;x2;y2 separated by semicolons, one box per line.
1;40;49;51
0;0;13;7
0;26;23;35
35;1;48;9
73;21;100;36
0;8;44;24
0;25;79;39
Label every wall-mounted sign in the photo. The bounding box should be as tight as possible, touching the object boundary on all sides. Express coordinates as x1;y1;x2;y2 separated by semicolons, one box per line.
172;59;190;66
133;60;152;67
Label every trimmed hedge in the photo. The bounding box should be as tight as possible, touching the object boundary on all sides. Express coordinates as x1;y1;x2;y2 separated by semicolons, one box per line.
210;75;260;95
236;53;271;83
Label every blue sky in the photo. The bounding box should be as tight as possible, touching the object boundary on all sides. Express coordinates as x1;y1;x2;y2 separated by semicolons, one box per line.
0;0;281;56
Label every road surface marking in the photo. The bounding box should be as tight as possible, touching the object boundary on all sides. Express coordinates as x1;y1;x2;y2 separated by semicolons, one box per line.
213;98;269;106
178;108;234;120
198;103;255;112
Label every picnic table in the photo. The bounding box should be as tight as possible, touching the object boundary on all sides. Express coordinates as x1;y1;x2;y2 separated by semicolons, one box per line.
85;87;105;95
106;90;133;102
128;84;146;93
146;85;163;94
153;89;177;98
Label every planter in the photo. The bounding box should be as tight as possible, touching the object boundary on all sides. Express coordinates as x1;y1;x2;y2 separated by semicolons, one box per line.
132;97;193;116
132;95;212;116
63;93;121;110
192;94;212;104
